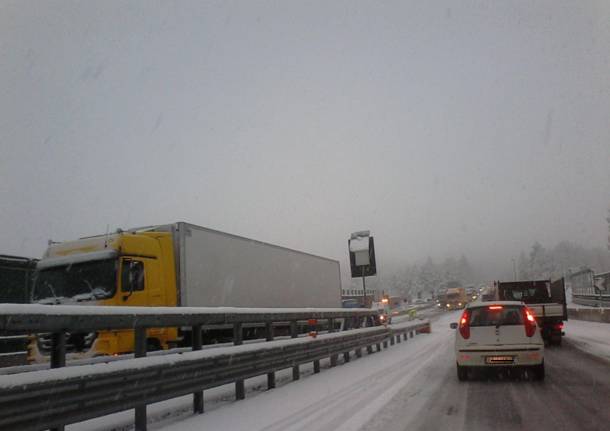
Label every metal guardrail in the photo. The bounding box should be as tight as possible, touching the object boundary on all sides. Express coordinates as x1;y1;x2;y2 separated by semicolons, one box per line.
0;304;378;333
568;307;610;323
0;335;28;368
572;295;610;308
0;304;381;431
0;304;430;431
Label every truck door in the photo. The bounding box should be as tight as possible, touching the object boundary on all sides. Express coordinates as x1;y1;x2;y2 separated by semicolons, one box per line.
120;257;154;307
550;278;567;320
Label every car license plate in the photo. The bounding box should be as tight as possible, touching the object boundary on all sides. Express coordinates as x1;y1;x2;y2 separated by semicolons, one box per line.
485;356;514;364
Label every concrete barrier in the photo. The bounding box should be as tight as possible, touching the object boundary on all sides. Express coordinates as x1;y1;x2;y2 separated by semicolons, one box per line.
568;308;610;324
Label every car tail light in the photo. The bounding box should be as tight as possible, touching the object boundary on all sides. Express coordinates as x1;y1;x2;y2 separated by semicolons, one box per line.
523;307;536;337
459;309;471;339
555;322;564;330
488;305;503;310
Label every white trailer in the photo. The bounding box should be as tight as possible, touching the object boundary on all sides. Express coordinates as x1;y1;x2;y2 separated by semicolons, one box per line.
166;222;342;308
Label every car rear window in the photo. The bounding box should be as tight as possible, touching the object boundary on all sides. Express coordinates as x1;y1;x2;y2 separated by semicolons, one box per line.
469;306;523;327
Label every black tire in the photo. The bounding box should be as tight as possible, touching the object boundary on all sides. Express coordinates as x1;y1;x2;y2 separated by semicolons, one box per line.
457;364;468;381
531;362;545;381
146;338;161;352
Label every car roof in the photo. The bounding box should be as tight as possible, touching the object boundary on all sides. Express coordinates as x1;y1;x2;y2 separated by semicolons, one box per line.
466;300;524;308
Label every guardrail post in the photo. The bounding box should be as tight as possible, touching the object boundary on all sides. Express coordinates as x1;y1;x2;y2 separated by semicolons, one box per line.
290;321;299;380
265;322;276;389
383;339;388;349
50;331;66;431
192;324;204;414
307;318;321;372
390;335;395;346
355;347;362;358
342;318;350;362
328;318;338;367
343;318;351;331
50;331;66;368
134;327;147;431
403;333;407;341
397;332;402;343
410;331;414;338
234;323;245;400
376;342;382;351
367;345;373;354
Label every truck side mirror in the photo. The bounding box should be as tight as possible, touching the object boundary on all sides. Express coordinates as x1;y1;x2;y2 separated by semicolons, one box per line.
450;322;458;329
121;260;144;301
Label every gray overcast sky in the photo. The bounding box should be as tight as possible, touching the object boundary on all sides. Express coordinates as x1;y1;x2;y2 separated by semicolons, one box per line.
1;1;609;282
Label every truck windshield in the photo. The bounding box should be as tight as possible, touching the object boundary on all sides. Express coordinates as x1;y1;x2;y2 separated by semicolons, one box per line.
469;306;524;327
32;259;117;302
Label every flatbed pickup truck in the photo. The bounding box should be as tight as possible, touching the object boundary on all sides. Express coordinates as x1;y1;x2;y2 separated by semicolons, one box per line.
495;279;567;346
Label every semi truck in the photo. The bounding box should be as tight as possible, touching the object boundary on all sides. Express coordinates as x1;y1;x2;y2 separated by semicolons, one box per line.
0;255;38;366
29;222;343;360
444;287;467;310
0;254;38;303
494;279;567;346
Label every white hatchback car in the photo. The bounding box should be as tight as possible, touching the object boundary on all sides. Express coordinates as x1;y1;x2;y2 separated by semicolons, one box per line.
451;301;545;381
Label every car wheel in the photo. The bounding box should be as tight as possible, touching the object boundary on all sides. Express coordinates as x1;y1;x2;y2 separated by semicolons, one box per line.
457;364;468;381
531;362;545;381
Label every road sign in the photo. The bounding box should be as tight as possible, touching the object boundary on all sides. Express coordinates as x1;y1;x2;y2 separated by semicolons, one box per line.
349;233;377;278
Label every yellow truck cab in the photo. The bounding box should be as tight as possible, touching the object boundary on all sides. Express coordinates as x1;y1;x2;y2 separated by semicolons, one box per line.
30;230;178;361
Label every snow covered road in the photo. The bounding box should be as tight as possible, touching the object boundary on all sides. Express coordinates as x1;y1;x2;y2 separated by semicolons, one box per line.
564;319;610;362
362;317;610;431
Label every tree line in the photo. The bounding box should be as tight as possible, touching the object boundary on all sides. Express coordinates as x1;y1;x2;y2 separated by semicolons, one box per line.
383;255;476;299
517;240;610;280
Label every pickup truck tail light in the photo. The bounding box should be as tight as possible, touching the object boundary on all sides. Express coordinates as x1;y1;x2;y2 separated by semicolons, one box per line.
523;307;536;337
459;309;471;339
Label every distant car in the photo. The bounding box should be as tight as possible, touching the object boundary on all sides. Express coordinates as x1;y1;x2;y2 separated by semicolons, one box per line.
451;301;545;381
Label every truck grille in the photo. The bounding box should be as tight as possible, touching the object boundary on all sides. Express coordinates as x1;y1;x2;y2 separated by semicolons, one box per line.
37;332;97;355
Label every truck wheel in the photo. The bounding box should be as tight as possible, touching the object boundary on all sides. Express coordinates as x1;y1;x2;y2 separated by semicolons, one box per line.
146;338;161;352
457;364;468;381
531;362;545;381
